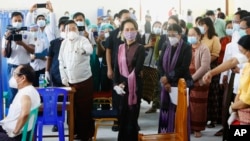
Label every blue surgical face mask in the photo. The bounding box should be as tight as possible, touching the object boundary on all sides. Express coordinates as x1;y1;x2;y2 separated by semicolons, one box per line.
233;23;240;31
12;22;22;29
225;28;233;36
239;29;247;37
76;21;84;26
187;36;198;44
198;26;205;34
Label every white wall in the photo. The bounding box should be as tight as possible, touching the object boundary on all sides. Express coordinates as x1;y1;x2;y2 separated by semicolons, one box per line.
0;0;249;27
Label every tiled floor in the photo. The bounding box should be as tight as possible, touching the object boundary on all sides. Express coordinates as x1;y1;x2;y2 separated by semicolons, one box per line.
41;100;222;141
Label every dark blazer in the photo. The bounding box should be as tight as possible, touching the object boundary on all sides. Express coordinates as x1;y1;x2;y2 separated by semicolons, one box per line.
158;40;193;87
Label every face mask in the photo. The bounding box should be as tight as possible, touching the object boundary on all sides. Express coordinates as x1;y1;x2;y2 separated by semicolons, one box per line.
76;21;84;26
233;23;240;31
60;32;66;39
114;19;120;27
162;30;168;35
188;36;198;44
104;32;110;38
168;37;179;46
198;26;205;34
153;27;161;34
12;22;22;29
9;76;18;88
239;29;247;37
123;31;137;41
67;31;79;40
37;20;46;27
226;28;233;36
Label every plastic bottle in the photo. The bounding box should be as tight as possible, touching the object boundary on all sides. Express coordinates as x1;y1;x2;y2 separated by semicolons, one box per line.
39;74;45;88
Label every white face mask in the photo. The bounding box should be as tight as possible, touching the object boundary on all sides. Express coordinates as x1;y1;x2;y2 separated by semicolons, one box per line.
12;22;22;29
114;19;120;27
76;21;84;26
169;37;179;46
67;31;79;40
60;32;66;39
9;76;18;89
153;27;161;34
104;32;110;38
37;20;46;27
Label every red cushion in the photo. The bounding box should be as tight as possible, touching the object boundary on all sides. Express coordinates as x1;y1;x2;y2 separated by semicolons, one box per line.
93;91;112;98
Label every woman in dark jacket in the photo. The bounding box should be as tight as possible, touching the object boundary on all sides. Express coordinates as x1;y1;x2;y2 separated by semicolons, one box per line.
113;18;145;141
158;24;192;138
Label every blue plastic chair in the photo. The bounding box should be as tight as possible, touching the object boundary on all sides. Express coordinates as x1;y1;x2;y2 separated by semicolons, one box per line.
36;87;68;141
21;104;40;141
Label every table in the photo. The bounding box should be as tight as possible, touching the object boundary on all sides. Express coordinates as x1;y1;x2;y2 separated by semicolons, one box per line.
61;87;76;141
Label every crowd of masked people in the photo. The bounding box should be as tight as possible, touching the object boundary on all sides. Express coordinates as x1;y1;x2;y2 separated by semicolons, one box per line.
1;1;250;140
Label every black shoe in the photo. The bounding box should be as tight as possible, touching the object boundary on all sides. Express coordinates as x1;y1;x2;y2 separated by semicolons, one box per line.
112;125;119;132
51;125;58;132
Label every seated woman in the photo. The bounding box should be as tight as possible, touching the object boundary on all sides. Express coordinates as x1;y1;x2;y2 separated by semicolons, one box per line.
0;64;41;140
229;35;250;125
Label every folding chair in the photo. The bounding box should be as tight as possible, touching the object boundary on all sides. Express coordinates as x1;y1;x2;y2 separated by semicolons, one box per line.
138;78;188;141
92;90;118;141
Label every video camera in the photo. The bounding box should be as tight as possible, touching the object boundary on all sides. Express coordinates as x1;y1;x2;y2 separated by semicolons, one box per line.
6;25;27;41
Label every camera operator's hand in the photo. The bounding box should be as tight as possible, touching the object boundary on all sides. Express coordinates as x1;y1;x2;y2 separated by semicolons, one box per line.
46;1;53;12
30;4;37;13
4;31;12;40
84;31;89;38
15;41;25;46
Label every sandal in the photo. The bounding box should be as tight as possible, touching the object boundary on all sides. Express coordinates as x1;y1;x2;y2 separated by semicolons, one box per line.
214;128;223;136
194;131;202;138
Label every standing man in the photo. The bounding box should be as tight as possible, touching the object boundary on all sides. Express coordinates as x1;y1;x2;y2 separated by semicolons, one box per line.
1;12;34;107
58;20;94;141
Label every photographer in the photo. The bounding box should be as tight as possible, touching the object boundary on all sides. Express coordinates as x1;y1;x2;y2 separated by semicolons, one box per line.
25;1;57;42
1;12;35;107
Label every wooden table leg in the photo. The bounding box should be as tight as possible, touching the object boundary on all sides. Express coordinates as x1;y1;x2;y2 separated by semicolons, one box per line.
68;88;75;141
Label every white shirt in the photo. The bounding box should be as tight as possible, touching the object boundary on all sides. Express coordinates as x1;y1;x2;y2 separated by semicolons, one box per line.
219;31;244;94
0;85;41;132
30;37;48;71
58;36;93;84
1;31;34;65
25;12;57;42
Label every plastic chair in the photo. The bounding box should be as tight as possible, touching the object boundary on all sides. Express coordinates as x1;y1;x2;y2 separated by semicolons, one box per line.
92;91;118;141
138;78;188;141
36;87;68;141
21;104;40;141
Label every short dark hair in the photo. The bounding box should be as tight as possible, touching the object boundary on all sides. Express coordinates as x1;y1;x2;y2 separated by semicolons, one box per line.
19;65;36;84
217;8;221;11
225;20;232;27
206;10;215;16
241;16;250;28
120;18;138;31
36;14;45;22
167;23;182;35
11;12;23;19
118;9;130;19
58;16;69;28
73;12;85;20
238;35;250;51
234;10;249;19
65;20;77;26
